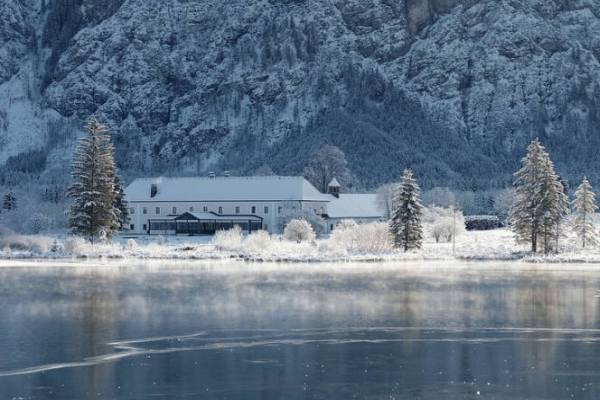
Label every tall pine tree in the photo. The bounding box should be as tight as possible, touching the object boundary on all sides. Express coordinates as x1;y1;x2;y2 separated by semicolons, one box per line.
68;119;120;242
509;138;568;253
113;174;129;230
390;169;423;252
572;177;598;249
2;191;16;211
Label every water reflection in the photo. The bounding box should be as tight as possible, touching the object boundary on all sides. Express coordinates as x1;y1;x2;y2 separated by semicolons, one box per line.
1;261;600;399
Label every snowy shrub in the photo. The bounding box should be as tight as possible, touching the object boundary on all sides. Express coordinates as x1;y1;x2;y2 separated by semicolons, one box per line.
64;237;90;255
329;221;393;253
126;239;138;251
284;219;316;243
26;213;50;234
50;239;61;253
423;206;466;243
2;246;11;257
212;226;243;252
0;233;53;254
278;209;327;236
243;230;273;253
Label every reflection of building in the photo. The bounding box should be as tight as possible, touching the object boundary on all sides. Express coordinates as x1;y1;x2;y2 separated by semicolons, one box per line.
124;175;384;235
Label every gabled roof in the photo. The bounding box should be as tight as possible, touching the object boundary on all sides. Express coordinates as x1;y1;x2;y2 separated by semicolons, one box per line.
125;176;330;202
327;194;383;219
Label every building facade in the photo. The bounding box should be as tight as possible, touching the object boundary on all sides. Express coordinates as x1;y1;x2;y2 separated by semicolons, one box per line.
124;175;384;235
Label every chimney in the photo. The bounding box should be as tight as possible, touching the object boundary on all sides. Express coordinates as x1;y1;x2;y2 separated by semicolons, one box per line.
209;171;216;179
223;171;231;177
150;183;158;198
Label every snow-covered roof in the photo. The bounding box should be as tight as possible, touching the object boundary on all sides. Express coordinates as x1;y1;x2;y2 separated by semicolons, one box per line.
327;194;383;219
125;176;330;202
328;177;341;187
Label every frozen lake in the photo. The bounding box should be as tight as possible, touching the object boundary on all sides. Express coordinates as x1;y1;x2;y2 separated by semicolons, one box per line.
2;260;600;399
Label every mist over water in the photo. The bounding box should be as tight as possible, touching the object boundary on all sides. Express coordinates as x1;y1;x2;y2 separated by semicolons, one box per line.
1;261;600;399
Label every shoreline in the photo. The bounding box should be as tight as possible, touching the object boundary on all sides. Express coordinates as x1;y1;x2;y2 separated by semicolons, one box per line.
2;252;600;266
3;229;600;266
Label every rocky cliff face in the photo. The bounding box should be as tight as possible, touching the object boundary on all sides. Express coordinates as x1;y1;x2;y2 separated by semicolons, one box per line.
2;0;600;190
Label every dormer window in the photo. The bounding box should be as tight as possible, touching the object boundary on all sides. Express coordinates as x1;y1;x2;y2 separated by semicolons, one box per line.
151;184;158;198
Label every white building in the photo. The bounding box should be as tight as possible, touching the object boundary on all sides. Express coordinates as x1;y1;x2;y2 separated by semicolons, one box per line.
124;175;383;235
326;193;382;231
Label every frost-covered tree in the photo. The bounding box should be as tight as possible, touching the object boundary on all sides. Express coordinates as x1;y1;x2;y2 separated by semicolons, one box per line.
509;139;568;254
113;174;129;230
304;145;352;193
538;166;569;254
376;182;399;219
2;191;17;211
284;219;316;243
422;187;456;208
494;187;516;223
423;206;466;243
67;119;120;242
390;169;423;251
27;213;50;234
278;207;327;236
572;177;598;249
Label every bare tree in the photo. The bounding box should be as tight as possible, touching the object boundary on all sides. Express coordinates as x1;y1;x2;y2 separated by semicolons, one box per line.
376;182;399;220
303;145;352;193
422;187;456;208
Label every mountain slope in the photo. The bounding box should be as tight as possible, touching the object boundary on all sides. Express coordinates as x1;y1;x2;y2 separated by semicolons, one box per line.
2;0;600;190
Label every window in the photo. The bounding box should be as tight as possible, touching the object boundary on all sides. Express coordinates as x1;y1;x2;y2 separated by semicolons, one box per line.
130;224;135;231
203;206;208;212
218;206;223;214
143;224;147;231
313;209;317;215
278;206;283;214
251;206;256;214
189;206;194;212
264;206;269;214
235;206;240;214
172;206;177;215
155;207;161;214
130;208;135;215
330;224;334;231
143;207;148;215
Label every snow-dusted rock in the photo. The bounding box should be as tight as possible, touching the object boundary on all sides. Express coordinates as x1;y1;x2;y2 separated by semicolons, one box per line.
2;0;600;187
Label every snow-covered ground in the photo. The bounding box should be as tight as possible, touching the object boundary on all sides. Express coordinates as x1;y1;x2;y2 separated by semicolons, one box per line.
2;228;600;264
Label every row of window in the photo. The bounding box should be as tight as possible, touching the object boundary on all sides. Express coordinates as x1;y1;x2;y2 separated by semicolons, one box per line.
136;222;270;232
131;205;272;216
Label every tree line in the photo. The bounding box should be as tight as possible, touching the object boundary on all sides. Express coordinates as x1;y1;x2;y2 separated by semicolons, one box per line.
384;138;599;254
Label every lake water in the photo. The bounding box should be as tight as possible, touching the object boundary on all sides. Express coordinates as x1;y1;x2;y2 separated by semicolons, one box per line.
2;261;600;399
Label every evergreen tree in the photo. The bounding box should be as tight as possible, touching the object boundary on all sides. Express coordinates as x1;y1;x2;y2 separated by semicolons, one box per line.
572;177;598;249
113;174;129;230
538;159;569;254
67;119;120;242
389;169;423;252
2;191;16;211
509;138;568;253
